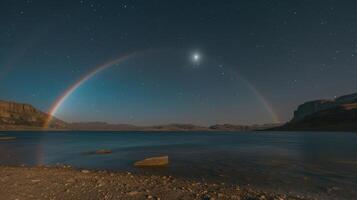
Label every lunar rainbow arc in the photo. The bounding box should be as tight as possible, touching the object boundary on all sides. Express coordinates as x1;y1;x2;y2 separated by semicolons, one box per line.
45;51;280;128
225;67;280;123
44;52;136;128
241;79;280;123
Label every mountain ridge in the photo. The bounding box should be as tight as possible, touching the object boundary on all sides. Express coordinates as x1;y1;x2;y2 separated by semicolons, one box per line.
0;100;280;131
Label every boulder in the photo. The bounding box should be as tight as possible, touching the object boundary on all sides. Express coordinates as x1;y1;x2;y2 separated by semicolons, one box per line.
134;156;169;167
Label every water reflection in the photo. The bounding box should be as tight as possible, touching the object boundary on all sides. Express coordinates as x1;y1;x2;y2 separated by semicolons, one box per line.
0;131;356;199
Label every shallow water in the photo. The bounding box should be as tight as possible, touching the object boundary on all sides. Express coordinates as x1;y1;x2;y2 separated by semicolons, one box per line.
1;131;356;199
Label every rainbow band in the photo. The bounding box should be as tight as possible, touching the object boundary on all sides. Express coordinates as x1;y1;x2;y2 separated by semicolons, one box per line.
227;69;280;123
45;51;280;128
44;52;137;128
244;82;280;123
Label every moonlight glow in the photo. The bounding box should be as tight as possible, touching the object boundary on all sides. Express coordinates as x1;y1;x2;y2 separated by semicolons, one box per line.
192;52;201;63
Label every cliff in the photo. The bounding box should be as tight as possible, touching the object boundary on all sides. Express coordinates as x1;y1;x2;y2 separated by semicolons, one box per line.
0;100;66;129
275;92;357;132
292;92;357;122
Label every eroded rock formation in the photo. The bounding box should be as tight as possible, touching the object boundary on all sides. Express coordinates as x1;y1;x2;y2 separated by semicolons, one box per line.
0;100;66;129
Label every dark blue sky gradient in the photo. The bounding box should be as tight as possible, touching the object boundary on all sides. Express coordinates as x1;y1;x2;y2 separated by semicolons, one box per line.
1;0;357;125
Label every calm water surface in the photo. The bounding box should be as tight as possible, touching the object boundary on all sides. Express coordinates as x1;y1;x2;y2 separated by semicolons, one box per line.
1;131;357;199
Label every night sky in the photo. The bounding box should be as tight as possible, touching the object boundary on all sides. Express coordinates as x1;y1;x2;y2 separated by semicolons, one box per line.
1;0;357;125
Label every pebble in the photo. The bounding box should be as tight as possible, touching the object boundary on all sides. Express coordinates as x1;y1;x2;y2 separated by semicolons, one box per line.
127;191;139;196
202;195;215;200
0;166;310;200
66;178;76;183
97;180;105;187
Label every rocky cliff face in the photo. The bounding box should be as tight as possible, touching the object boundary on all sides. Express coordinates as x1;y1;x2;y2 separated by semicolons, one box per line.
292;93;357;122
276;92;357;132
0;100;66;129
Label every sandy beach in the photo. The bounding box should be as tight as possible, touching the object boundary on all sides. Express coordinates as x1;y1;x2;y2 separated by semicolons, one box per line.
0;166;311;200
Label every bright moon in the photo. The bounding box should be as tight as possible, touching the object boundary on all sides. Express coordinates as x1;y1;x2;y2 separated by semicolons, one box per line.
192;52;201;63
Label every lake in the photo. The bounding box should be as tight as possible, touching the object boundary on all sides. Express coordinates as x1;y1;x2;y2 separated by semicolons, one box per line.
0;131;356;199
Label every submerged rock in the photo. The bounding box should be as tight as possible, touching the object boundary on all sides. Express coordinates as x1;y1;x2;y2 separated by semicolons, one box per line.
134;156;169;167
94;149;112;154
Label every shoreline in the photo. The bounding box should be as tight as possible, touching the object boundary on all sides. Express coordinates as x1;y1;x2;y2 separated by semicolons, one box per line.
0;128;248;132
1;129;356;133
0;124;355;133
0;165;311;200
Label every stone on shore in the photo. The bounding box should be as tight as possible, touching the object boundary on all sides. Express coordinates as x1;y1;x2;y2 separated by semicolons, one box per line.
134;156;169;167
0;166;310;200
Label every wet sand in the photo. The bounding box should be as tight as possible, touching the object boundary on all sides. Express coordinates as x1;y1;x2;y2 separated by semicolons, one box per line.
0;166;311;200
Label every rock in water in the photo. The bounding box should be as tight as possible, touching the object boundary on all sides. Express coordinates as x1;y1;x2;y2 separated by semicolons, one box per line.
94;149;112;154
134;156;169;167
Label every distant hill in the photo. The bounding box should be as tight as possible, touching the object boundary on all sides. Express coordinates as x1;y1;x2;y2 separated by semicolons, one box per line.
209;123;280;131
273;92;357;132
67;122;280;131
0;100;67;130
0;100;281;131
68;122;139;131
67;122;209;131
146;123;209;131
